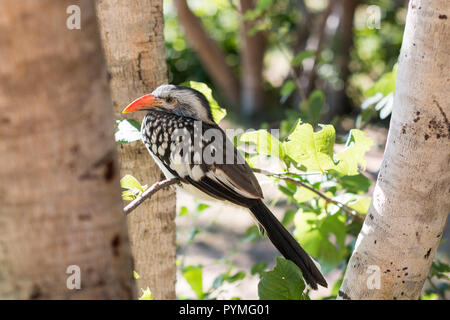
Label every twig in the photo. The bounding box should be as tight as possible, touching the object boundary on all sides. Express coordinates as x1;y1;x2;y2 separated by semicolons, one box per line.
427;276;447;300
252;168;365;222
123;169;365;222
123;178;180;215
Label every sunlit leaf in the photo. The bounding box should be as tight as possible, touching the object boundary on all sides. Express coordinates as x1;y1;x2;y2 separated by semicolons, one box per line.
179;206;189;216
182;265;204;300
348;196;372;214
239;130;285;159
138;287;154;300
293;186;317;203
120;174;143;191
197;203;211;212
334;130;374;176
284;121;336;173
258;257;306;300
183;81;227;123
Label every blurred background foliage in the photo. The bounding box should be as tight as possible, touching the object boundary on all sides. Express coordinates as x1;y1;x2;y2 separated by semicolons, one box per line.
151;0;449;299
164;0;406;129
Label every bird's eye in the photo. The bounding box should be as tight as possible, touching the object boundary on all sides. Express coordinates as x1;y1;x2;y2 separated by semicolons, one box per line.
166;97;176;104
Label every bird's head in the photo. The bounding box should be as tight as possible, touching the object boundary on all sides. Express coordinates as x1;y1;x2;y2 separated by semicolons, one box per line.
122;84;215;124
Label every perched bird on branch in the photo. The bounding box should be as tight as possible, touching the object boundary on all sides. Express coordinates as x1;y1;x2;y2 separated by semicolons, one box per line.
122;85;327;289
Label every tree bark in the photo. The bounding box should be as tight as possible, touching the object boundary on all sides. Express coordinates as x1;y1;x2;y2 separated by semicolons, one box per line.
339;0;450;300
175;0;240;105
0;0;134;299
96;0;177;299
239;0;267;117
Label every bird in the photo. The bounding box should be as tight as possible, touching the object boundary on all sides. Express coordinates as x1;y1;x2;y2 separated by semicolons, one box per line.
122;84;327;290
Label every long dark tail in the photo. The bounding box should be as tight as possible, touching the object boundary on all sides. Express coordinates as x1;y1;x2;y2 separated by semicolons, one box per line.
249;200;327;290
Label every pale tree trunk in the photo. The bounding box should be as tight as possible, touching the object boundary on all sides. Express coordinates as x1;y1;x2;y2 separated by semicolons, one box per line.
175;0;240;105
339;0;450;300
240;0;266;117
0;0;134;299
96;0;177;300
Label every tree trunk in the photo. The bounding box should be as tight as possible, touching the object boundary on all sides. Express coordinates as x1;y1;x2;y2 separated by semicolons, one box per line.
240;0;266;117
0;0;134;299
96;0;177;299
339;0;450;300
175;0;240;105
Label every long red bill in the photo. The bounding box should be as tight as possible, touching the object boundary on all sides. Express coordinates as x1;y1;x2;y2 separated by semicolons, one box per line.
122;94;162;113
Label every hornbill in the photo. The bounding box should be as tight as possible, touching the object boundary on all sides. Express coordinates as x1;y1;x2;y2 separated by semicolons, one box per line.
122;85;327;289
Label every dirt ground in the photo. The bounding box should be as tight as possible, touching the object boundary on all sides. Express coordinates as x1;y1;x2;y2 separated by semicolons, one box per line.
174;125;449;299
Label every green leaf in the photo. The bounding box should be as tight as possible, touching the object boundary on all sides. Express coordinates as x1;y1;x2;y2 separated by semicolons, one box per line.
179;206;189;216
133;271;140;280
212;273;226;289
228;271;246;283
365;64;398;97
294;211;346;273
283;121;336;173
421;292;439;300
251;262;268;276
337;174;372;193
244;225;261;242
120;174;143;191
138;287;154;300
334;130;374;175
293;186;317;204
257;0;274;11
239;130;285;159
182;81;227;124
121;189;139;201
307;90;325;124
182;265;204;300
291;50;315;67
281;209;296;227
280;80;296;103
258;257;306;300
115;119;141;144
348;196;372;214
197;203;210;212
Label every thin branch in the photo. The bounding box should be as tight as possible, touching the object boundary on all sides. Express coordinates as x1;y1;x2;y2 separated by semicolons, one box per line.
123;169;365;222
252;168;366;222
123;178;181;215
427;276;447;300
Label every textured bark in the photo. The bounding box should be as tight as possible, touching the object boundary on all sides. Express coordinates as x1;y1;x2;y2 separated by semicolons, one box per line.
96;0;176;299
240;0;267;117
339;0;450;300
0;0;134;299
175;0;240;104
